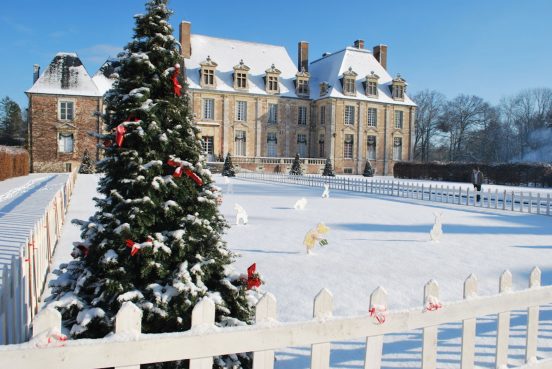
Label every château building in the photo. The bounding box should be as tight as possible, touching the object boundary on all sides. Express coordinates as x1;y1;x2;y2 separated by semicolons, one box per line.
180;20;416;175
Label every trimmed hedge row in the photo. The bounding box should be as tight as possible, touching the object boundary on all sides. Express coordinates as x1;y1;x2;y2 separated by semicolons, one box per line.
0;146;30;181
394;161;552;188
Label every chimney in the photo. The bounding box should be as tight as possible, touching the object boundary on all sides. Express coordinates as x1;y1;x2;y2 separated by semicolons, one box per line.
33;64;40;83
353;40;365;49
298;41;309;72
373;44;388;70
179;21;192;59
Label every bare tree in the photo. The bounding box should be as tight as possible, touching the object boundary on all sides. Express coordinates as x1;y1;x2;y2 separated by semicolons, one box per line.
412;90;445;162
438;94;489;161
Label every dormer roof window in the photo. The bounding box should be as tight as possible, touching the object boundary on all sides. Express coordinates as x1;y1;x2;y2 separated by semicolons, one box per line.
295;67;310;96
233;59;250;90
341;67;358;96
200;55;217;88
265;64;281;94
391;73;407;101
365;71;379;97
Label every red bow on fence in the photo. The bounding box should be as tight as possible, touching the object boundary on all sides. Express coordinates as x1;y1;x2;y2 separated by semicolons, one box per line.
115;125;127;147
369;305;387;325
172;64;182;96
245;263;261;290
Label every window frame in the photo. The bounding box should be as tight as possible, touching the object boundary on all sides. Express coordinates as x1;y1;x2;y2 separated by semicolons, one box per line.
298;106;307;125
58;100;75;121
58;132;74;153
236;100;247;122
344;134;354;159
267;132;278;157
367;108;377;127
202;98;215;120
236;72;248;89
393;137;403;160
394;110;404;129
234;130;247;156
344;105;355;125
320;106;326;126
367;135;376;160
268;103;278;124
297;133;308;158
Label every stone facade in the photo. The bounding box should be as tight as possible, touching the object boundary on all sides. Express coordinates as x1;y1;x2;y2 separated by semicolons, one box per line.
28;94;102;172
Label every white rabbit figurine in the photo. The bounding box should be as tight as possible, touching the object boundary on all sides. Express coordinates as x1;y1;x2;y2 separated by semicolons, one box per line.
294;197;308;210
429;212;443;242
321;184;330;199
234;203;248;225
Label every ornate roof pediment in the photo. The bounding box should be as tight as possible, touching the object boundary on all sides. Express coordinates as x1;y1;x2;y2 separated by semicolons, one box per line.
296;67;310;78
233;59;250;72
343;66;358;78
265;64;281;75
200;55;218;68
366;71;379;81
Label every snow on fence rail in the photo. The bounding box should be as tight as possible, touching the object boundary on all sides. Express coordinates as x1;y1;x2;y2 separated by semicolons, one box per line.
0;170;77;345
0;268;550;369
237;173;552;216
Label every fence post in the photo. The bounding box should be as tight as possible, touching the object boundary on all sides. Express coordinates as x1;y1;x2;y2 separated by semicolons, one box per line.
525;267;541;364
511;192;515;211
466;188;470;206
311;289;333;369
520;193;524;213
548;194;550;216
502;190;506;211
253;293;277;369
458;187;462;205
495;189;499;209
422;280;439;369
429;185;432;202
461;274;477;369
536;193;541;215
190;298;216;369
364;287;388;369
495;270;512;369
421;184;424;201
115;302;143;369
528;193;532;214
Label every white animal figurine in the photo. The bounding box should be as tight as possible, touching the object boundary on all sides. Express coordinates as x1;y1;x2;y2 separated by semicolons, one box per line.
234;203;248;225
321;184;330;199
304;223;330;254
294;197;308;210
429;212;443;242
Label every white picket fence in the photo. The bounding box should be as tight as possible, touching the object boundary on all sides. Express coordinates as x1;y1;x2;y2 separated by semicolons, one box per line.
237;173;552;216
0;171;77;345
0;267;550;369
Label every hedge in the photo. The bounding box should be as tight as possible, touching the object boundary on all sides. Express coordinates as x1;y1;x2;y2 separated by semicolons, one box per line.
0;146;30;181
394;161;552;188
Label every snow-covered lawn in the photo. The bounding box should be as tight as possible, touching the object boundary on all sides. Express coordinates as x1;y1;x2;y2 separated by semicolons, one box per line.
44;173;552;368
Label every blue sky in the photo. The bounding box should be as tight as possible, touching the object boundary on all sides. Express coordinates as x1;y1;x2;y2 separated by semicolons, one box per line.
1;0;551;109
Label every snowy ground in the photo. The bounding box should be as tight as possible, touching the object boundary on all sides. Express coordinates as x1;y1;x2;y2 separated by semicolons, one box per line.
40;173;552;368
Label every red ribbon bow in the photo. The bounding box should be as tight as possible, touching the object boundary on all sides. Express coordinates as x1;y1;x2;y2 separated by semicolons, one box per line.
424;302;442;312
246;263;261;290
172;64;182;96
125;239;140;256
115;124;127;147
167;160;203;186
369;306;387;325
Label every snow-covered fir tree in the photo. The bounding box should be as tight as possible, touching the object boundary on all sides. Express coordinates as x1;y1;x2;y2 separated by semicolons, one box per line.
78;149;95;174
363;161;374;177
289;153;303;175
222;152;235;177
322;158;335;176
46;1;259;368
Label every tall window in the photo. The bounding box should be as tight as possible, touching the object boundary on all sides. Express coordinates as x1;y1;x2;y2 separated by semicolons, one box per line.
393;137;402;160
267;132;277;157
58;133;74;153
59;101;74;120
203;69;215;86
236;72;247;89
268;103;278;124
297;79;309;95
393;85;405;99
395;111;403;129
202;136;214;160
320;106;326;126
297;134;307;158
367;108;377;127
367;135;376;160
367;81;378;96
344;105;355;125
344;135;354;159
236;101;247;121
235;130;246;156
267;76;279;92
298;106;307;125
202;98;214;120
319;134;325;157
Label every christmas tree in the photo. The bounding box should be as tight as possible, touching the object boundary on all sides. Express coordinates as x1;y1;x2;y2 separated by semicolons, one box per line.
222;152;236;177
46;1;258;368
289;153;303;175
78;149;95;174
322;158;335;176
363;160;374;177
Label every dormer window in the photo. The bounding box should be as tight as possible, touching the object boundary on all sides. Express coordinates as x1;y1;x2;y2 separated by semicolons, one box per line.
200;55;218;88
295;67;310;96
365;71;379;97
320;81;330;97
341;67;358;96
265;64;281;94
391;74;407;100
233;59;250;90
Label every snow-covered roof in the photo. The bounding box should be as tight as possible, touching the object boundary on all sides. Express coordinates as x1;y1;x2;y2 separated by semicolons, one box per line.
309;47;416;106
92;58;120;95
186;34;303;98
26;53;102;97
